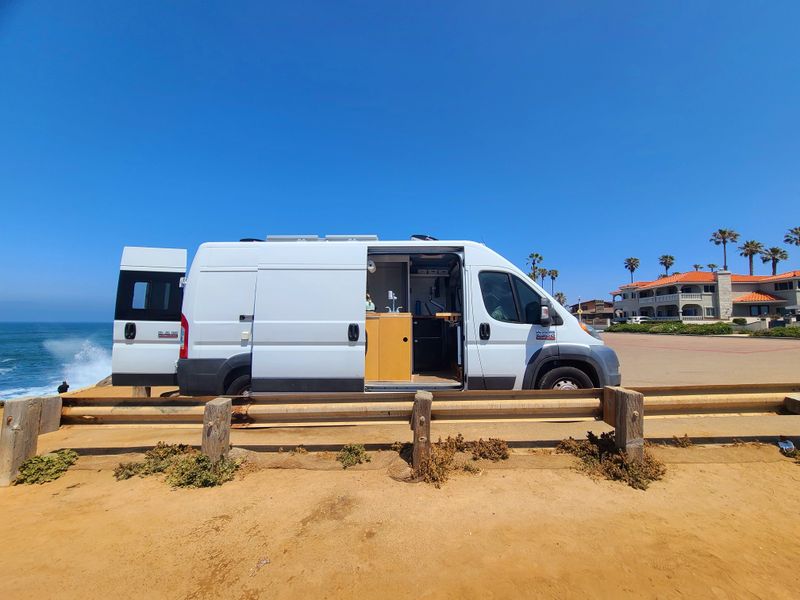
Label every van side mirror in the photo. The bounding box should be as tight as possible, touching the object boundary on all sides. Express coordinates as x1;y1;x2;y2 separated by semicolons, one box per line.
540;301;551;327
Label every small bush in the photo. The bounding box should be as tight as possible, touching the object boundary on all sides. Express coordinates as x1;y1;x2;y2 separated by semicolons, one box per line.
164;453;240;488
417;444;455;487
606;322;732;335
437;434;510;461
15;449;78;485
114;442;193;480
751;327;800;338
732;318;747;325
114;442;240;488
414;435;510;487
557;431;666;490
461;462;482;475
672;434;693;448
337;444;371;468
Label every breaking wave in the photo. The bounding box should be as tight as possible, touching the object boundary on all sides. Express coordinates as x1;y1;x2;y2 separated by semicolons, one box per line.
0;338;111;400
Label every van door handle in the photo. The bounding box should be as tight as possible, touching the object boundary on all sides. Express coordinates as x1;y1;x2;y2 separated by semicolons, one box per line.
124;322;136;340
479;322;490;340
348;323;359;342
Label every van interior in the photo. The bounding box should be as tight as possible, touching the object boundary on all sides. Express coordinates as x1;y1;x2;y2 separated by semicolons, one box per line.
365;252;463;390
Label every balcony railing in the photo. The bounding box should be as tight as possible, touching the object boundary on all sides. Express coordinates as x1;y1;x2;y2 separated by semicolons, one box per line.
624;292;712;306
653;293;679;303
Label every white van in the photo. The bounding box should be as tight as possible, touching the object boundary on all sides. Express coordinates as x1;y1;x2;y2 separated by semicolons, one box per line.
112;235;621;394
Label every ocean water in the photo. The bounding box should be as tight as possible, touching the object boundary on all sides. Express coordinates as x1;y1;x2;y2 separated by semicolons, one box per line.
0;323;112;400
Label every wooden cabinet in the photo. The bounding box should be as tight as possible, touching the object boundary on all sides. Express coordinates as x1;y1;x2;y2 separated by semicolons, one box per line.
365;312;412;381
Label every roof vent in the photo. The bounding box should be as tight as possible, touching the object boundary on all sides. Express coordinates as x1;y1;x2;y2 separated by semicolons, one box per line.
325;234;379;241
266;235;320;242
410;234;438;241
240;238;263;242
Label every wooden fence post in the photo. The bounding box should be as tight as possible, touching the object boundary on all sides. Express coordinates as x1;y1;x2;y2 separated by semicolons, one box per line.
0;397;43;486
603;386;644;462
411;391;433;474
202;398;232;462
39;396;63;434
785;395;800;414
132;386;151;398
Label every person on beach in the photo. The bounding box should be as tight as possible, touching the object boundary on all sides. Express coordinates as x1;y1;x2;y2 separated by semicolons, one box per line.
57;381;69;394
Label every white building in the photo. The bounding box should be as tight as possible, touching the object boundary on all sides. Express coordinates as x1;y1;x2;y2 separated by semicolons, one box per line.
611;270;800;321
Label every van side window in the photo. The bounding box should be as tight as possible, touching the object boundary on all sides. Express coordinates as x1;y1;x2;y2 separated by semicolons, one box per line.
115;271;183;321
512;276;541;325
478;272;519;323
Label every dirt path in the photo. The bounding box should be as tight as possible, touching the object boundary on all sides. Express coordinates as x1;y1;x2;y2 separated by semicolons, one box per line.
1;445;799;599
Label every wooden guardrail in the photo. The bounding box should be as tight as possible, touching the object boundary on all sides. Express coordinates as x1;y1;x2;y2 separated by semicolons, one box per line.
2;384;800;485
57;384;800;426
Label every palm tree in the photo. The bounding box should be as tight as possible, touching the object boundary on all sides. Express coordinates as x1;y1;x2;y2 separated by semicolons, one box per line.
554;291;567;306
658;255;675;276
785;227;800;246
547;269;559;294
760;247;789;276
527;252;544;278
709;228;740;271
692;264;702;271
707;263;718;271
738;240;764;276
623;257;640;283
537;267;548;286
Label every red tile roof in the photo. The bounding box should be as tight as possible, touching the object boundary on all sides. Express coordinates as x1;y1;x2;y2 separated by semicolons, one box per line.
733;291;786;303
616;269;799;292
626;271;715;291
759;269;800;282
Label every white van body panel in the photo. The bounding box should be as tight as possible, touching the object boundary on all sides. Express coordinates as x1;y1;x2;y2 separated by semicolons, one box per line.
251;242;367;392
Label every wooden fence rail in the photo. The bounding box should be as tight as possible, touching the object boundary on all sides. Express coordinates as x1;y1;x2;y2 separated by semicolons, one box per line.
2;384;799;486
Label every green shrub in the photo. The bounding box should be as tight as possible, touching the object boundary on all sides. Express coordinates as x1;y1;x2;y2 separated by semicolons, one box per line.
732;318;747;325
337;443;371;468
557;431;666;490
751;327;800;338
114;442;240;488
606;322;732;335
15;449;78;485
164;453;240;488
114;441;194;480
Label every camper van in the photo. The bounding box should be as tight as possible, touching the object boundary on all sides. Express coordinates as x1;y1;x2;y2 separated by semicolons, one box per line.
112;235;621;395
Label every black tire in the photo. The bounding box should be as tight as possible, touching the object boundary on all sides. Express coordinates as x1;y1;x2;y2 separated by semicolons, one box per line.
225;374;252;396
538;366;593;390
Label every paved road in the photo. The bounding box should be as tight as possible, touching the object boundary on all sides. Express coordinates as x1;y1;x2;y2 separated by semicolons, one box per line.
603;332;800;386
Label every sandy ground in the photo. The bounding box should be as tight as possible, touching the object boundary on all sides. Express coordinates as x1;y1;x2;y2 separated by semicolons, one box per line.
1;444;799;599
603;333;800;386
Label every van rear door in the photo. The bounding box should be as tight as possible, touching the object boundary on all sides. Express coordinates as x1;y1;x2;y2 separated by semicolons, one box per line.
251;242;367;392
111;246;187;386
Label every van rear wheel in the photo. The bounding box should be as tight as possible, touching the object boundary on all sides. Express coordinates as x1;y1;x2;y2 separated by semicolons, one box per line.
226;374;251;396
538;367;592;390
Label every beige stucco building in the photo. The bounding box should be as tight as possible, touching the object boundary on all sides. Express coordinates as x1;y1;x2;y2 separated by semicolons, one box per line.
611;270;800;321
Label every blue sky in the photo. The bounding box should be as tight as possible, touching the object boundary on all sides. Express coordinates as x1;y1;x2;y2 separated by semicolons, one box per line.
1;1;798;320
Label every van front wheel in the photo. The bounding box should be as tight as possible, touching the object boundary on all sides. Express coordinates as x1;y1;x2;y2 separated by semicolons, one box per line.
226;374;251;397
538;367;592;390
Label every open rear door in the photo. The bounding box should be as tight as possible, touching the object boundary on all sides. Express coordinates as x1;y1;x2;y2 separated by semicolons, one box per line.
251;242;367;392
111;246;187;386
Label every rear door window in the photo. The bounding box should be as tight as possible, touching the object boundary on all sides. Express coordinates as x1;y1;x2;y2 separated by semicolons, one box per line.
115;271;183;321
